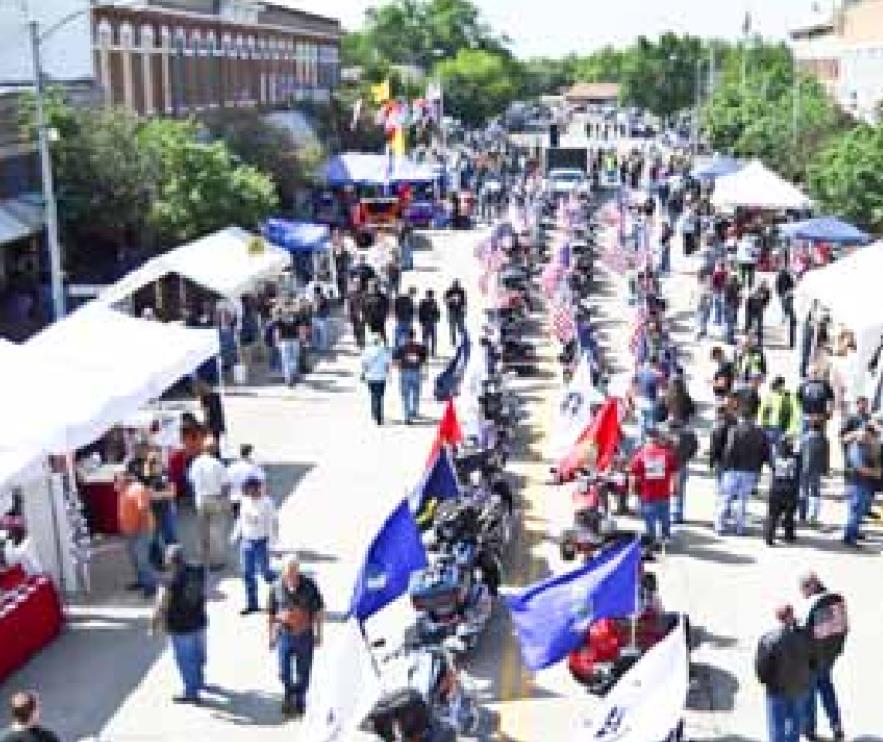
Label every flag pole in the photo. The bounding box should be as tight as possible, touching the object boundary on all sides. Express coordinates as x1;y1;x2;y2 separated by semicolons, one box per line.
627;538;640;656
358;620;383;677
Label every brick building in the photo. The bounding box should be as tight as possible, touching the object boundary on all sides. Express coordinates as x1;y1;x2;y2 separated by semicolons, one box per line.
91;0;342;117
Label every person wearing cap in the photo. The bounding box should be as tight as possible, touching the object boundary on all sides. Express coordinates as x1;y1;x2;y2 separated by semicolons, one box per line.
628;425;679;550
798;573;847;742
268;556;324;718
150;545;208;705
759;376;800;449
360;333;393;425
842;420;881;546
237;476;278;615
764;435;801;546
755;604;811;742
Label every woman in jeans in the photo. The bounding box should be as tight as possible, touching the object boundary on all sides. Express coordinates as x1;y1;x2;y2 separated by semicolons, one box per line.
360;334;392;425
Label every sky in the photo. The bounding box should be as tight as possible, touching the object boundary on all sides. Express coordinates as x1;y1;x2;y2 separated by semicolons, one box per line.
289;0;830;57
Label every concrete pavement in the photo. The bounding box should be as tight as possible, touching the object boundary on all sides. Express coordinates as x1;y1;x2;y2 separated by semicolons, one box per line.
3;215;882;742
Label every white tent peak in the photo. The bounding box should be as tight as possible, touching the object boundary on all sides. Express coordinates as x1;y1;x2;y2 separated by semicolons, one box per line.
711;159;811;211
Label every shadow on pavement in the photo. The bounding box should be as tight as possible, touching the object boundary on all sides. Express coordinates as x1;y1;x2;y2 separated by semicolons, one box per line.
688;661;740;712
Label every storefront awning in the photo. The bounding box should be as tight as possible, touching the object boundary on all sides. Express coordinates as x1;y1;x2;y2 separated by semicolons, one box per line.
0;195;44;247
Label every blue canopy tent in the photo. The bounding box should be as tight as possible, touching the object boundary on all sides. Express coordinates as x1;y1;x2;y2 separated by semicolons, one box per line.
692;155;743;180
780;216;872;246
262;219;339;297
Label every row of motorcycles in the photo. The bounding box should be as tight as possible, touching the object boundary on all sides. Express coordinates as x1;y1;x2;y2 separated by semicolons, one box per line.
360;217;534;741
542;191;693;704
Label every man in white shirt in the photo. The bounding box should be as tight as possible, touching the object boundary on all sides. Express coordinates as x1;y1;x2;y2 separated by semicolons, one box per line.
226;444;266;520
238;476;278;615
188;436;230;571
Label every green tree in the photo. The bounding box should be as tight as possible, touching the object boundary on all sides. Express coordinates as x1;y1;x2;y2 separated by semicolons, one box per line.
139;119;278;245
808;124;883;232
434;48;520;125
201;109;318;210
19;92;154;272
619;33;704;117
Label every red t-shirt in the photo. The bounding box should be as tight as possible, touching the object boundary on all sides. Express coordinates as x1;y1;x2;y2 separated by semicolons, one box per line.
629;443;678;502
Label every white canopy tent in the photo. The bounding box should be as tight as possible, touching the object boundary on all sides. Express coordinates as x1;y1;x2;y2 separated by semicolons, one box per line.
711;159;812;211
0;308;218;591
795;242;883;380
0;306;218;488
98;226;291;310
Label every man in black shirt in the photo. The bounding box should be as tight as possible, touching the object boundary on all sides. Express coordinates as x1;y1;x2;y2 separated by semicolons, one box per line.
268;556;324;717
798;367;835;429
363;282;390;346
150;545;208;704
711;346;735;400
443;279;467;348
393;287;417;348
418;289;441;357
1;693;59;742
393;329;429;424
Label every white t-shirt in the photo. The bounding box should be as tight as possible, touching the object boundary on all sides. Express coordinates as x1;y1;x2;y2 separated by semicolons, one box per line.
238;495;278;542
226;459;266;504
188;453;230;507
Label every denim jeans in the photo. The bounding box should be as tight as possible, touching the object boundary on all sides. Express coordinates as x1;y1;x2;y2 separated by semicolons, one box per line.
717;470;759;534
766;693;801;742
312;318;329;352
367;380;386;424
448;314;465;347
278;339;301;385
278;630;314;705
712;292;724;325
641;499;671;543
150;500;178;564
803;666;842;737
240;537;277;611
799;471;822;521
125;532;157;592
399;368;422;422
696;302;710;338
394;321;412;349
659;243;671;274
170;628;207;700
844;482;872;543
421;322;437;357
672;467;689;523
723;306;737;345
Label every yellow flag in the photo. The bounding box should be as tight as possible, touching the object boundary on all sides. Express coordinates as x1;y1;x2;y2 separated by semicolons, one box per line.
390;126;406;156
371;79;391;104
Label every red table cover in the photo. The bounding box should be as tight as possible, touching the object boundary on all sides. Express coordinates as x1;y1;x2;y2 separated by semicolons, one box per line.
0;573;64;683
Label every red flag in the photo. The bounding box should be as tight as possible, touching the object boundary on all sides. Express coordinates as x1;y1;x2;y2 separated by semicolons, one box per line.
556;398;623;481
427;399;464;464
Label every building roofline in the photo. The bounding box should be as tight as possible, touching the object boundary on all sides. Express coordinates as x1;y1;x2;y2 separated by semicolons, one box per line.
95;3;342;41
260;2;341;31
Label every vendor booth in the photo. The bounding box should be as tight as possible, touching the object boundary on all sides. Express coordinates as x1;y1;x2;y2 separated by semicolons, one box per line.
795;242;883;398
0;307;217;681
711;160;812;211
691;154;743;180
98;226;291;316
780;216;871;246
262;219;338;299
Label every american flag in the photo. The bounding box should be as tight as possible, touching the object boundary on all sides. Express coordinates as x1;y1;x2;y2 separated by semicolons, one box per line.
550;301;577;343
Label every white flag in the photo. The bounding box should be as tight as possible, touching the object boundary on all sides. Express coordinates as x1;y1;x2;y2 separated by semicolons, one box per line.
303;619;382;741
579;618;688;742
549;354;605;462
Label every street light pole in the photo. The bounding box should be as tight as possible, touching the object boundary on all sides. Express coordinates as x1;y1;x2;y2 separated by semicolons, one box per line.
693;55;702;156
28;19;65;320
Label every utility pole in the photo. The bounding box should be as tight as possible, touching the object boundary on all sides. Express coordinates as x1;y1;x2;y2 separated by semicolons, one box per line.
29;18;65;320
693;55;702;155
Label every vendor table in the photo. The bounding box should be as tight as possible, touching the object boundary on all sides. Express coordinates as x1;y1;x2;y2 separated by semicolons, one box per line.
0;567;63;683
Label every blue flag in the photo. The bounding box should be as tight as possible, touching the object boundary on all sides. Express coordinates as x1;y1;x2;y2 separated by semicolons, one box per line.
409;447;461;517
434;335;470;401
505;539;641;670
349;499;428;621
